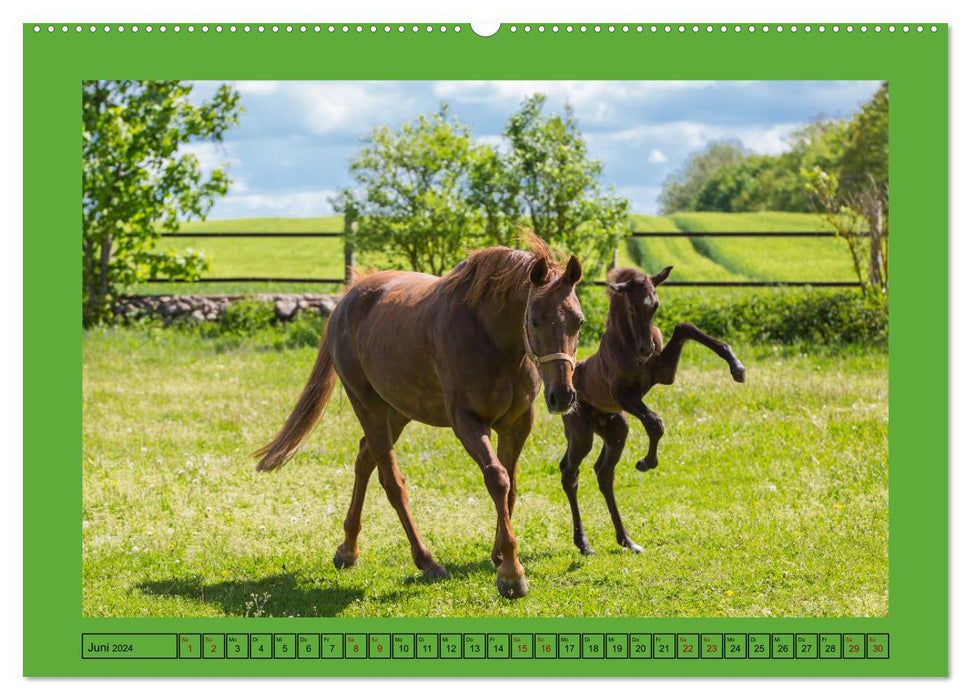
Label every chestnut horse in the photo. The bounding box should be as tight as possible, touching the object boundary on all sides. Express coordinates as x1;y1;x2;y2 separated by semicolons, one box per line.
560;266;745;554
255;234;584;598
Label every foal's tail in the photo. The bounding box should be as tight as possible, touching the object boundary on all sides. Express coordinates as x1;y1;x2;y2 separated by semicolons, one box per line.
254;326;338;472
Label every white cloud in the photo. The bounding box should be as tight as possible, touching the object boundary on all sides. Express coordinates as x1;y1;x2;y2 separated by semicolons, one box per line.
648;149;667;164
591;121;802;156
233;81;282;96
615;185;664;216
179;142;234;171
284;82;414;135
433;80;721;124
214;188;339;219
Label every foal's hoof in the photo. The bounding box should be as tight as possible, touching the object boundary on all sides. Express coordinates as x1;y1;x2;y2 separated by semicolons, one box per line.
422;563;450;581
497;574;529;600
621;540;644;554
636;455;658;472
731;363;746;383
333;547;358;570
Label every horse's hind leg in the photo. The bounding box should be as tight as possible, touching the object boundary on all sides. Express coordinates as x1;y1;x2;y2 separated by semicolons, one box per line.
334;414;409;570
653;322;745;385
560;407;596;555
342;392;445;579
591;413;642;552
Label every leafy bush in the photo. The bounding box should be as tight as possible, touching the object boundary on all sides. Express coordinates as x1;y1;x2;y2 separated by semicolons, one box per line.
653;287;887;347
578;285;885;352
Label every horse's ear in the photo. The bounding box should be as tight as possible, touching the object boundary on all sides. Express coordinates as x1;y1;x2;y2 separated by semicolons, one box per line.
564;255;583;286
651;266;673;286
529;256;549;286
608;281;633;294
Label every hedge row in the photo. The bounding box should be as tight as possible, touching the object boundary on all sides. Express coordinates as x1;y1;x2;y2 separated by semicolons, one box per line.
132;287;887;351
577;286;887;348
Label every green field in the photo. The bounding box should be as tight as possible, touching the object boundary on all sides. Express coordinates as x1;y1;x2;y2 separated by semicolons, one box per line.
138;212;857;295
82;328;888;618
627;211;857;283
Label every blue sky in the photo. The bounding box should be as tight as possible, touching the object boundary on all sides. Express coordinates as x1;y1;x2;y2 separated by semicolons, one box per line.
188;80;882;218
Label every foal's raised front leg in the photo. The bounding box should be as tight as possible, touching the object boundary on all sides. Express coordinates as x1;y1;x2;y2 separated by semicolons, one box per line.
616;393;665;472
452;410;528;599
653;322;746;385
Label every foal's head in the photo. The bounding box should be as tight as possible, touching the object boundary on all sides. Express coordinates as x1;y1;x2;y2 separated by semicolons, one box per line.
524;254;585;414
607;265;673;360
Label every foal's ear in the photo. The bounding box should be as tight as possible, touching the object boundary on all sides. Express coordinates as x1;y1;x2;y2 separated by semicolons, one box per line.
651;265;674;286
608;281;633;294
529;256;549;285
564;255;583;286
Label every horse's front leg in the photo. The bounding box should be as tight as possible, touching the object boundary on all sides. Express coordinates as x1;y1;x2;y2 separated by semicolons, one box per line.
653;322;745;385
616;394;664;472
493;406;534;567
452;410;528;599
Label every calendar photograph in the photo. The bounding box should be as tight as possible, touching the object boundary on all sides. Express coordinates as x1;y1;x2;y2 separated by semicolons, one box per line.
80;76;889;618
23;20;947;678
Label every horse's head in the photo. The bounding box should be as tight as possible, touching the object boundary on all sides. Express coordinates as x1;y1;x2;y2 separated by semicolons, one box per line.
608;265;673;360
524;254;584;415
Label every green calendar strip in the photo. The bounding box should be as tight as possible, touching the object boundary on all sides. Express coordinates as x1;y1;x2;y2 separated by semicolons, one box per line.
82;633;890;660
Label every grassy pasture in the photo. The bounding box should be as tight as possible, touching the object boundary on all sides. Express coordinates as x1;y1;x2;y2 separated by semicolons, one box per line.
82;327;888;618
140;212;859;296
627;211;857;284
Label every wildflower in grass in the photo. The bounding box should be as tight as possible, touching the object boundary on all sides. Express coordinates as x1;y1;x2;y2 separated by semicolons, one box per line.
221;569;229;576
726;590;734;597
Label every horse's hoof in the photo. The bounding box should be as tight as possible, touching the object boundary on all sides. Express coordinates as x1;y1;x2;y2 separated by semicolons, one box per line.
622;540;644;554
423;563;449;580
497;574;529;600
636;456;658;472
579;544;596;556
333;547;358;570
731;363;746;383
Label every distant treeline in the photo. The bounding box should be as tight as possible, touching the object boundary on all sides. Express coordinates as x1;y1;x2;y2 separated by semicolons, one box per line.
659;83;888;215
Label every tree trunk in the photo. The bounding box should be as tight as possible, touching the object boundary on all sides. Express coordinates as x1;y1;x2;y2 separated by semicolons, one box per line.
869;199;885;291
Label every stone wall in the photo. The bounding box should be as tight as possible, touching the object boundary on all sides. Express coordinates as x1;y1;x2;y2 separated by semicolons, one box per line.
115;294;341;323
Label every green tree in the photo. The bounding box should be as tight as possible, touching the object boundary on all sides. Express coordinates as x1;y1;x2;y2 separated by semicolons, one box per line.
498;95;630;273
338;96;630;278
803;83;889;294
658;140;747;214
338;105;497;276
82;80;241;325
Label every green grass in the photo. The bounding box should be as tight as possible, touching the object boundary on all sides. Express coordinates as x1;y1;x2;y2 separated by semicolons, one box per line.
669;212;858;282
140;212;859;295
83;327;888;618
626;212;858;283
628;214;746;282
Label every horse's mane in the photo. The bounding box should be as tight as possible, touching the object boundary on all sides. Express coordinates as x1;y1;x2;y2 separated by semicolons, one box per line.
440;231;562;307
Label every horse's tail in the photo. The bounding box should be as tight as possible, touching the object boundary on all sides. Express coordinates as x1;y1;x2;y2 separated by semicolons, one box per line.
254;325;338;472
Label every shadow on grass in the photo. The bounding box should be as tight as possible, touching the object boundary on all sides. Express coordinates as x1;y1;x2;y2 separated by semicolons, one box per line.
400;551;556;587
137;574;365;617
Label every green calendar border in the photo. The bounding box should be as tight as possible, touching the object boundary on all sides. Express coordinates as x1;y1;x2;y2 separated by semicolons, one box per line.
23;22;948;677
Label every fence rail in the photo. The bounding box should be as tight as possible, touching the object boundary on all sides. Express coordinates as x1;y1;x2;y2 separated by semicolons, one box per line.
151;229;863;288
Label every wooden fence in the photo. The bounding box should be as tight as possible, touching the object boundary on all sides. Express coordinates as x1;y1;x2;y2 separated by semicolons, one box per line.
149;229;863;288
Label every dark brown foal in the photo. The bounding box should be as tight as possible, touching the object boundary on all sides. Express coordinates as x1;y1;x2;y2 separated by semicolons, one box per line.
560;266;745;554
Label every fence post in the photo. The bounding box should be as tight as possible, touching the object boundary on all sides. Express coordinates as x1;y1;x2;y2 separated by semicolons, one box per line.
343;214;357;285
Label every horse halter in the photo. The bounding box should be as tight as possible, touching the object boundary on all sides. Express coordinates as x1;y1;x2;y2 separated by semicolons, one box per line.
522;294;577;370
